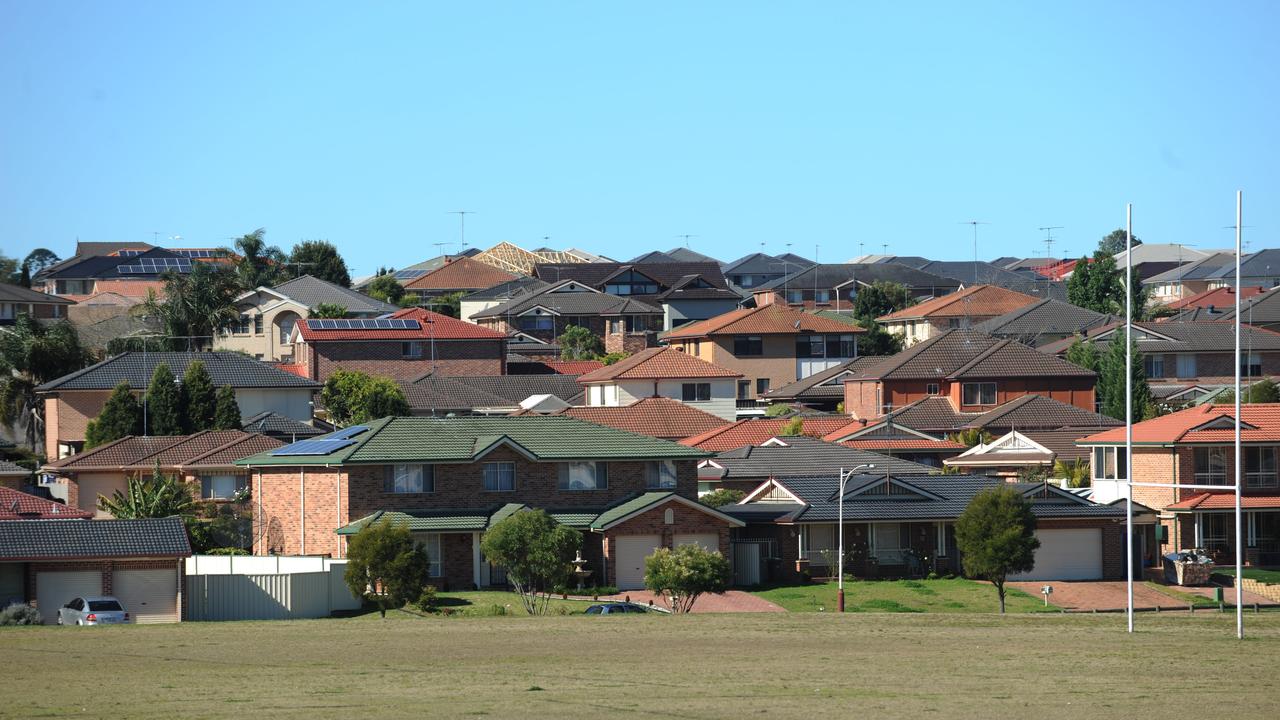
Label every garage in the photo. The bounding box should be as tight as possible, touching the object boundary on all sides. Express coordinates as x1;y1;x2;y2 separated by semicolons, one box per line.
675;533;719;552
614;535;661;590
114;568;179;624
1010;528;1103;581
36;570;102;624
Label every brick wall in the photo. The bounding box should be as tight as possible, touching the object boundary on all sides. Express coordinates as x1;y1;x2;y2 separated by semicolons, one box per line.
600;500;733;586
46;391;113;454
25;558;183;606
1036;518;1129;579
694;336;805;399
604;331;655;355
308;339;505;382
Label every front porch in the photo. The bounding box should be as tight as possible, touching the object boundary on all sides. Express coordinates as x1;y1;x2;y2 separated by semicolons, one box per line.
796;521;960;579
1175;509;1280;567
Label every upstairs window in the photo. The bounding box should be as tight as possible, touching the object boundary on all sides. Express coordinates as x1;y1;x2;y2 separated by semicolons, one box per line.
814;289;831;304
1144;355;1165;378
796;335;826;358
647;460;679;489
559;462;608;490
733;335;763;357
926;383;940;395
483;462;516;492
253;315;264;335
1241;353;1263;376
961;382;996;406
829;334;856;358
1193;447;1228;485
604;271;659;296
682;383;711;402
785;289;804;304
402;341;424;359
1246;447;1279;489
384;464;433;494
232;314;252;335
518;315;554;332
1092;447;1128;480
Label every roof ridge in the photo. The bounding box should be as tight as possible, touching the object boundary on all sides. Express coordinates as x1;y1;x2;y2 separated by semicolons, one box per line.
181;432;256;465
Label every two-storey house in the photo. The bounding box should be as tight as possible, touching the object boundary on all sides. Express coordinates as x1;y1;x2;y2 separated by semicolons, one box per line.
0;284;74;325
877;284;1043;346
575;347;742;420
470;280;663;354
532;261;741;330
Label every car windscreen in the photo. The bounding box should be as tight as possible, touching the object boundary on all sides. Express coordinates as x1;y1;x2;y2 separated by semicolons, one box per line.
585;606;603;614
88;600;123;611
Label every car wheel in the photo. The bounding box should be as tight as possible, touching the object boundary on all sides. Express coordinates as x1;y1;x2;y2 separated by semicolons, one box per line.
76;620;83;626
56;616;63;626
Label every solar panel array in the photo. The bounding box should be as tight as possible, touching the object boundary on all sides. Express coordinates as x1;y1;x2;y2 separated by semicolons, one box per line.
304;318;421;330
329;424;370;440
116;249;145;257
116;257;194;274
393;269;427;280
173;249;220;258
270;438;358;456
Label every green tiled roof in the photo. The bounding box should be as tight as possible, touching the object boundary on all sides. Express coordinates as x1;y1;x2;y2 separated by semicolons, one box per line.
237;415;710;467
547;511;599;528
336;509;494;535
589;492;677;530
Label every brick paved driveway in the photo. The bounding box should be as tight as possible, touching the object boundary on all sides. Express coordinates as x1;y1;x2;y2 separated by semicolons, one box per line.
1008;580;1274;611
591;590;785;613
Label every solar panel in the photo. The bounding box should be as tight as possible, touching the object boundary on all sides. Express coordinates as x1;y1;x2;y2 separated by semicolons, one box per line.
174;249;217;258
269;438;357;456
117;257;193;274
329;424;369;440
117;249;144;257
393;269;427;279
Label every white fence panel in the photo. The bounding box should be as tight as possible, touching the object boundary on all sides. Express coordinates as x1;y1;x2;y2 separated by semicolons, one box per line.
184;555;361;621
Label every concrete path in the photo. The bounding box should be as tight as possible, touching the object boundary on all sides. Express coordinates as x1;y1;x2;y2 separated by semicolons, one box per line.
1008;580;1274;611
590;589;785;613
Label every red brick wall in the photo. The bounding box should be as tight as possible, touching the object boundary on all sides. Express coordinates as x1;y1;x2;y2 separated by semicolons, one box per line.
307;339;505;382
843;377;1096;420
600;500;733;586
46;390;114;453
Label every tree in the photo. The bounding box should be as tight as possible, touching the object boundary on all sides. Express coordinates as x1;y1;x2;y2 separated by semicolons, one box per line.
1067;252;1125;314
948;428;993;448
1064;338;1101;373
84;382;142;448
697;488;746;508
558;325;603;360
181;361;217;433
854;319;904;356
852;281;916;320
1054;458;1090;489
780;417;804;436
142;261;241;349
764;403;793;417
310;302;348;319
424;291;466;318
288;240;351;287
954;486;1039;613
145;364;183;435
1098;338;1153;421
320;370;410;425
596;352;628;365
0;253;17;284
227;228;286;290
1215;378;1280;405
366;274;405;305
0;315;93;451
20;248;61;287
643;544;731;613
480;510;580;615
213;385;242;430
98;466;195;520
343;518;431;619
1098;228;1142;256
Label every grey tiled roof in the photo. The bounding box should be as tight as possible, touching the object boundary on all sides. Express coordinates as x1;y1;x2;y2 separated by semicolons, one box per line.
710;436;936;479
907;260;1068;300
533;262;730;291
0;284;75;305
723;253;788;275
1038;321;1280;355
630;251;679;263
37;352;321;391
0;460;30;475
0;517;191;560
241;411;323;439
270;275;399;314
665;248;721;264
403;374;586;411
756;264;961;293
461;276;551;302
1214;287;1280;324
472;284;662;319
972;299;1115;342
965;394;1121;431
764;357;885;401
852;329;1095;381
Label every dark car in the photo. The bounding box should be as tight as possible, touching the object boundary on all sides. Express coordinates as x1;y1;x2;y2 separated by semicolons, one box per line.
584;602;649;615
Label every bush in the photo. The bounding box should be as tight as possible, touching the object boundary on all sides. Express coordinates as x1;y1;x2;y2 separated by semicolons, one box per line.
204;547;250;556
698;489;745;508
644;544;731;613
0;603;42;626
416;585;438;611
764;403;793;417
481;510;580;615
344;518;431;618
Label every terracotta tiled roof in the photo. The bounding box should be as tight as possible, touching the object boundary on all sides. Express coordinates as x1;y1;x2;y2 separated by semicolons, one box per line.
878;285;1040;321
663;304;864;340
296;308;507;342
1167;492;1280;511
187;434;285;467
1078;403;1280;445
680;417;854;451
577;347;741;382
142;431;253;466
0;487;95;520
403;257;520;292
1165;285;1266;311
45;435;186;469
554;397;731;439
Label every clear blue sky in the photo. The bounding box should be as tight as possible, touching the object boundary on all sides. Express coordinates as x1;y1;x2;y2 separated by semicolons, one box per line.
3;2;1277;276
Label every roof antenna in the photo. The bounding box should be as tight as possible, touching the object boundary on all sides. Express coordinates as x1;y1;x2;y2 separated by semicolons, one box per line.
1039;227;1062;297
447;211;475;252
961;221;990;286
676;234;697;248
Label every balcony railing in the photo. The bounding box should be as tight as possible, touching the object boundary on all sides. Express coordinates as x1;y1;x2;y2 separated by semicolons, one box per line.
736;399;768;410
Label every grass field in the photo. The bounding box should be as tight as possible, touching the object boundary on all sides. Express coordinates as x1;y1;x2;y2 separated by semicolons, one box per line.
5;612;1278;719
1214;566;1280;584
753;578;1057;612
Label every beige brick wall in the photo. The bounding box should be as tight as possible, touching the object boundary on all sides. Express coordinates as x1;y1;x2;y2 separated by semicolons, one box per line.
46;391;114;454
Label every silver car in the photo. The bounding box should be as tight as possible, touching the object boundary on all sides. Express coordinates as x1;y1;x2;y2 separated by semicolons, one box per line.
57;596;129;625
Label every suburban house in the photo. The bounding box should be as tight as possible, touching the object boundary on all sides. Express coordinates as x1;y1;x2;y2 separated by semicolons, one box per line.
972;298;1115;347
402;256;521;301
841;329;1097;420
1110;243;1226;284
0;486;93;521
1143;249;1280;305
662;304;863;402
33;247;225;302
239;411;324;442
400;374;586;415
218;275;399;362
352;248;483;290
1164;286;1266;313
722;252;813;292
761;357;884;412
1080;403;1280;568
1039;321;1280;384
532;261;741;330
816;417;966;467
290;308;508;382
42;430;284;518
1195;286;1280;333
236;415;741;591
721;472;1151;585
0;460;31;489
877;284;1043;346
0;516;191;624
942;431;1059;477
470;280;664;354
750;263;962;309
697;435;936;494
459;276;550;323
37;352;319;459
0;283;74;325
519;396;732;441
575;347;742;420
882;258;1067;300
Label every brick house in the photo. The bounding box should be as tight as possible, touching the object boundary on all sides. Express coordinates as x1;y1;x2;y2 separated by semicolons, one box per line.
663;304;863;402
290;308;507;382
0;283;74;325
1080;403;1280;568
841;329;1096;421
1039;321;1280;383
470;280;663;355
525;396;732;441
749;263;963;310
575;347;743;420
402;256;521;301
877;284;1043;347
972;298;1115;348
531;262;741;330
721;472;1150;585
236;415;740;590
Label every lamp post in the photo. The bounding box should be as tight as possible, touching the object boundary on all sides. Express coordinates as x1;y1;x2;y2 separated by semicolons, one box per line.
838;463;874;613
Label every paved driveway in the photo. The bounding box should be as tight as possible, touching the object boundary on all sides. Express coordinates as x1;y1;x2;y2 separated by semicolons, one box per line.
592;590;785;613
1008;580;1274;611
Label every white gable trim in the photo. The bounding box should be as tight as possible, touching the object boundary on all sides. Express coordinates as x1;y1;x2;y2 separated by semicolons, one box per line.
516;305;561;318
741;478;805;505
546;280;601;294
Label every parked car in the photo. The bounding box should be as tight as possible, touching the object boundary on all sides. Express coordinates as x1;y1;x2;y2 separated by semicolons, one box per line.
57;597;129;626
584;602;649;615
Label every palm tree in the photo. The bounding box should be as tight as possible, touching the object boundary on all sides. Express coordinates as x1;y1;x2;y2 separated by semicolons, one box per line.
0;315;93;451
142;262;242;350
224;228;286;291
98;466;195;519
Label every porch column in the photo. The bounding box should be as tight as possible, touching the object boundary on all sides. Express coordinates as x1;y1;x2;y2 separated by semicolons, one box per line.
471;533;483;589
1194;513;1202;548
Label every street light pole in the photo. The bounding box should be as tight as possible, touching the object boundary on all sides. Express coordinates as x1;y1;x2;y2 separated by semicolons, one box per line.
838;463;874;613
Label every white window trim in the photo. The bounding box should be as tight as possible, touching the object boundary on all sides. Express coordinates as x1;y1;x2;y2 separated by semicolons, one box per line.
483;461;516;492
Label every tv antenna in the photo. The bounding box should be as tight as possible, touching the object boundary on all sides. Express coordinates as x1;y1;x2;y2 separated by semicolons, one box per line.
676;234;698;248
1039;226;1063;260
447;211;475;249
960;221;990;286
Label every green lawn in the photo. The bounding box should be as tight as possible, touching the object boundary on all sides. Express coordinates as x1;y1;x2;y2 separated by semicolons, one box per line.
396;590;597;617
1214;567;1280;584
1144;581;1219;607
4;612;1279;719
753;578;1058;613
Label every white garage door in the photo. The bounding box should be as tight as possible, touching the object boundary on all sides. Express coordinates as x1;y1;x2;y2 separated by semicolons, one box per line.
36;570;101;624
1010;528;1103;581
614;535;661;591
675;534;719;553
114;568;179;624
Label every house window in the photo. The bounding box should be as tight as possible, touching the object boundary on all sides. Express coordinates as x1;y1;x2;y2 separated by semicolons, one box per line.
756;378;770;395
870;523;904;564
518;315;554;331
815;289;831;304
682;383;712;402
384;464;433;493
200;474;247;500
926;383;940;395
829;335;856;358
1176;354;1198;378
1200;514;1229;554
279;315;297;344
604;270;659;295
1193;447;1229;485
961;382;996;406
1091;447;1128;480
559;462;608;490
233;314;252;335
611;315;648;334
609;318;622;334
418;533;442;577
253;315;264;335
785;289;804;304
733;336;763;357
1241;353;1263;376
947;318;962;329
935;522;948;557
402;341;424;359
737;380;751;400
1245;447;1279;489
647;460;678;489
1144;355;1164;378
484;462;515;492
796;335;825;358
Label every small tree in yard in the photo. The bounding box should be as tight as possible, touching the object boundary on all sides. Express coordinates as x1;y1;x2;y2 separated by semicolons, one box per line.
954;486;1040;613
558;324;603;360
698;488;745;508
481;510;580;615
85;382;142;448
213;385;242;429
644;544;731;613
98;466;195;520
344;519;431;618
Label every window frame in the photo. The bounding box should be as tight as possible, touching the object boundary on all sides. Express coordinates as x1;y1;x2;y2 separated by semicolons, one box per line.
558;461;608;491
756;378;770;395
926;383;940;396
681;382;712;402
483;461;516;492
384;464;434;494
200;473;246;500
402;341;424;359
647;460;679;489
961;382;997;406
1245;446;1279;489
1193;446;1229;485
733;335;763;357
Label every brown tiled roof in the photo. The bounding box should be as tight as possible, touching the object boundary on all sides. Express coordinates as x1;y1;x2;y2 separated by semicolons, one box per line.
186;434;285;467
577;347;741;382
838;438;966;451
875;396;980;433
964;394;1120;431
878;284;1040;321
679;417;854;451
141;431;250;466
554;397;731;439
1039;320;1280;356
0;487;95;520
45;435;186;470
403;257;520;292
851;329;1094;381
763;357;884;401
663;304;864;340
43;431;280;472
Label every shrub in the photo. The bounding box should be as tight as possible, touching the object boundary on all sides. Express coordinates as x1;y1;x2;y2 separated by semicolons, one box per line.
697;489;745;508
0;603;42;626
416;585;438;612
344;518;431;618
644;544;731;613
764;403;793;417
481;510;580;615
955;486;1039;613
